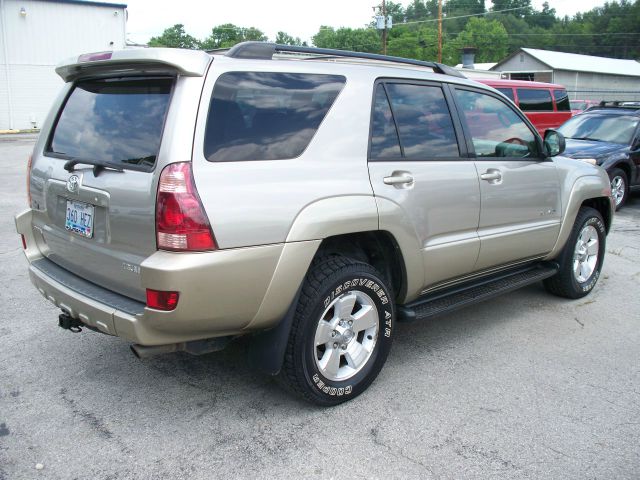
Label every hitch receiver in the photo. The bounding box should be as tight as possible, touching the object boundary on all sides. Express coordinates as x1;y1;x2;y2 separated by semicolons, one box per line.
58;312;83;333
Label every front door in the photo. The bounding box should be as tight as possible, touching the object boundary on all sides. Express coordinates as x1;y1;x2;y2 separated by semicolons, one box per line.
452;87;562;271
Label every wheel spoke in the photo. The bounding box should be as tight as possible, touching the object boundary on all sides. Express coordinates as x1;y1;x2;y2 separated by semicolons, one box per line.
345;342;368;370
586;238;599;256
580;262;590;281
573;259;581;279
319;346;341;378
351;305;377;333
315;320;334;346
335;293;357;319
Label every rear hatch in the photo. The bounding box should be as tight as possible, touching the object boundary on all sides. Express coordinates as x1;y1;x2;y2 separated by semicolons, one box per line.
29;50;211;302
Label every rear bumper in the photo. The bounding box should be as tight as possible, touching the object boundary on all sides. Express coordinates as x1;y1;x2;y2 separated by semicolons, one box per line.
15;209;319;346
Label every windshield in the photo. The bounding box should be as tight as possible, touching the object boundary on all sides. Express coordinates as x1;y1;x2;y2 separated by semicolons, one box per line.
47;77;174;171
558;114;638;145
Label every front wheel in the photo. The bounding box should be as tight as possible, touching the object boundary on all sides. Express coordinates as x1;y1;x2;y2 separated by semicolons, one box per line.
544;207;606;299
280;256;394;406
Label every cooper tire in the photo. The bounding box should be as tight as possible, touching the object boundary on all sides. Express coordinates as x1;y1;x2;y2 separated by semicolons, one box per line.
280;256;394;406
544;207;606;299
608;168;628;210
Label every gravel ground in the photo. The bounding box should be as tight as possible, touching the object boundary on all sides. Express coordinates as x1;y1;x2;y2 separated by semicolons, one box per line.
1;134;639;479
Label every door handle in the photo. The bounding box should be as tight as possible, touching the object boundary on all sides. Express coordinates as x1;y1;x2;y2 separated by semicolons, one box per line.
480;170;502;182
383;173;414;186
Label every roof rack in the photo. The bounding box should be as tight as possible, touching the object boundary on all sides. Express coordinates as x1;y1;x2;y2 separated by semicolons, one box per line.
219;41;465;79
586;100;640;112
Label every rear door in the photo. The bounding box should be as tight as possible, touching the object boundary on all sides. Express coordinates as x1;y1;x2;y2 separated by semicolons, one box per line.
367;80;481;291
452;87;561;271
29;76;177;301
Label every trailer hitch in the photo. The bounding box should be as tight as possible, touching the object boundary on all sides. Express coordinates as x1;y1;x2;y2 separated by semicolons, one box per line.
58;312;83;333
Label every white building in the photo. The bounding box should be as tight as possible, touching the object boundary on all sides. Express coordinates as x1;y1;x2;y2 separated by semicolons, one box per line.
0;0;127;130
491;48;640;102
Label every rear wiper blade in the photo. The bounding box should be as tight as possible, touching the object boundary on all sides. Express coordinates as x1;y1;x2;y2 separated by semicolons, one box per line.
63;158;125;176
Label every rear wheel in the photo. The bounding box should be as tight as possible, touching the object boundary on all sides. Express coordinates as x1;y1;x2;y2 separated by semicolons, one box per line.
609;168;628;210
280;256;394;406
544;207;606;299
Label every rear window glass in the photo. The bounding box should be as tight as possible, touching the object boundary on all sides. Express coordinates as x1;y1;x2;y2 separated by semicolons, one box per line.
204;72;345;162
497;88;515;102
48;77;173;170
553;89;571;111
517;88;553;111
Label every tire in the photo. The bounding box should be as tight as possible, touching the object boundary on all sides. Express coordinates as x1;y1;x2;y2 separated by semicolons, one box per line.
280;256;394;406
544;207;606;299
608;168;628;210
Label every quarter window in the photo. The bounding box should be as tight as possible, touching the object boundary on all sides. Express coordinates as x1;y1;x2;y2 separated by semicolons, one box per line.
455;89;538;158
517;88;553;112
497;88;515;102
204;72;345;162
553;89;571;111
370;85;402;159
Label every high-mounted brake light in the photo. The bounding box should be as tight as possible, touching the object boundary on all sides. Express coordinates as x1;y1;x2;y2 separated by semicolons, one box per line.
27;154;32;207
156;162;217;251
146;289;180;311
78;52;112;63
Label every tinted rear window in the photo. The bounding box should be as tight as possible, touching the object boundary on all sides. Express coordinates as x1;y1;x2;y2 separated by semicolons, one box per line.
517;88;553;111
553;90;571;111
48;77;173;170
204;72;345;162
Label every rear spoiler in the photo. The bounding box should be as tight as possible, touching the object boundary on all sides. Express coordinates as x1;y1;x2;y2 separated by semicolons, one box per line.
56;48;212;82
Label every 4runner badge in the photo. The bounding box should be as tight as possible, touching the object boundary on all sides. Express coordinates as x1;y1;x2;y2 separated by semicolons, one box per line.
66;175;80;194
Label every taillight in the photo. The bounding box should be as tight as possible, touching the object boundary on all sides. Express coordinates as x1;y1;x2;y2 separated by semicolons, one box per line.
156;162;217;251
146;289;180;311
27;154;32;207
20;234;27;250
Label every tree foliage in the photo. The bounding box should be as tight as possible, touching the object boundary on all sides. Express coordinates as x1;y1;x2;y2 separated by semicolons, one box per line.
148;24;200;49
147;0;640;63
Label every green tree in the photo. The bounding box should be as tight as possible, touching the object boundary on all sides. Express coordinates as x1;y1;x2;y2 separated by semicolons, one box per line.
312;26;380;53
201;24;267;50
275;31;306;46
450;17;509;62
491;0;532;18
148;24;200;49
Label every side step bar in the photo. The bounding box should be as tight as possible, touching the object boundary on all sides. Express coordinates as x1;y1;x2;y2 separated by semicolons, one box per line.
397;263;559;322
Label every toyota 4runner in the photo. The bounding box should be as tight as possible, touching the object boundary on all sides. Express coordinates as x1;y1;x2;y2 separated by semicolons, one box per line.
15;43;615;405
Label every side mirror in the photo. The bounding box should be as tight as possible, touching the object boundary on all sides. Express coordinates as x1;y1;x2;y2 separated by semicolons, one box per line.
544;129;566;157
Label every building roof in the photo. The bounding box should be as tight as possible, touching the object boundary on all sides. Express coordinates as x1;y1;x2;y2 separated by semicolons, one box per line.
495;48;640;77
43;0;127;9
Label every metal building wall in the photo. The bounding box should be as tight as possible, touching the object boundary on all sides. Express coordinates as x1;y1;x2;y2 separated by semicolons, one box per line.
0;0;126;130
553;70;640;102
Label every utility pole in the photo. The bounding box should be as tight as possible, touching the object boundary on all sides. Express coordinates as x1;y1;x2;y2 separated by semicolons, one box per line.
437;0;443;63
382;0;387;55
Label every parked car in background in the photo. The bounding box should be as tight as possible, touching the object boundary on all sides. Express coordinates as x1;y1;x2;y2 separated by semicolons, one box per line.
558;103;640;209
476;79;572;135
571;99;599;115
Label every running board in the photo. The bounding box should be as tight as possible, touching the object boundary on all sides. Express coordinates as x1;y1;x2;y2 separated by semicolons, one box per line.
397;263;559;322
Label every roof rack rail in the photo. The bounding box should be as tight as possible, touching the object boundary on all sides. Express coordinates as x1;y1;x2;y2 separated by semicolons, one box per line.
222;41;465;79
587;100;640;111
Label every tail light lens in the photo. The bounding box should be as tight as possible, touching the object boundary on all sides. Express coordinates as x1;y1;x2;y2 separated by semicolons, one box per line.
146;289;180;311
156;162;217;251
27;154;32;206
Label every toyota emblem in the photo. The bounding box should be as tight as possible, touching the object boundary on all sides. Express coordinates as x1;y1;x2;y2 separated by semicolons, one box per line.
66;175;80;193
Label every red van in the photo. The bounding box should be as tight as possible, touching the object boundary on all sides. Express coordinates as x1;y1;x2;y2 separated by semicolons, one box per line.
476;79;572;135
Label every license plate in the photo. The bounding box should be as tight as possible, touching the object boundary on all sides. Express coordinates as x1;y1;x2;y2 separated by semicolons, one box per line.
65;200;94;238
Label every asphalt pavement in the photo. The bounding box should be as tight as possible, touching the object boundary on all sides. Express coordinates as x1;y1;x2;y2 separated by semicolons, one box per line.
1;134;639;479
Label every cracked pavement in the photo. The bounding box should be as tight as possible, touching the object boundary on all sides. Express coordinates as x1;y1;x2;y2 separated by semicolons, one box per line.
1;134;639;479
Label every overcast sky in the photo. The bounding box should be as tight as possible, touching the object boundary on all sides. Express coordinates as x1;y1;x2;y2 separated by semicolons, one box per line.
125;0;609;45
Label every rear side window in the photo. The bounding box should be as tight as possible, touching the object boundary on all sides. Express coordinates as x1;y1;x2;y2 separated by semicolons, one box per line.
204;72;345;162
553;89;571;111
517;88;553;112
383;83;459;159
497;88;515;102
48;77;173;171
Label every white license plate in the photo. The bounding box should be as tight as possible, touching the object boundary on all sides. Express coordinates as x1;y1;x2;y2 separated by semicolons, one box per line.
65;200;94;238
